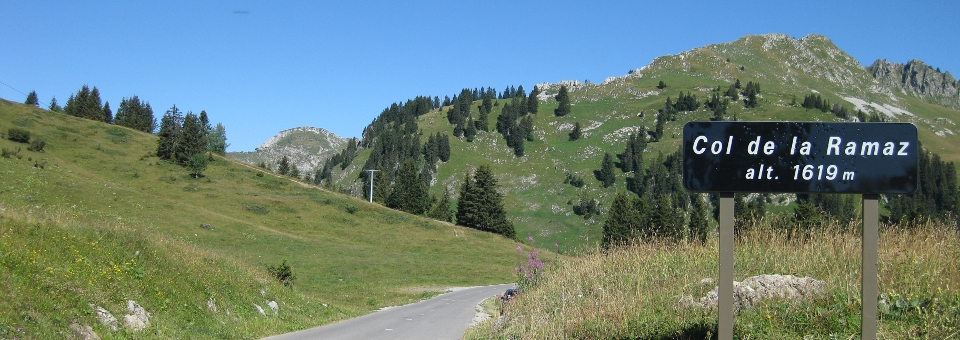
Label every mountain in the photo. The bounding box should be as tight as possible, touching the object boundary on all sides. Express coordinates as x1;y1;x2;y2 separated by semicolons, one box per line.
227;126;349;176
323;33;960;251
867;59;960;110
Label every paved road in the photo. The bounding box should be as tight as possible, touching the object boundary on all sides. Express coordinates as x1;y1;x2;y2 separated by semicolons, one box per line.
263;284;514;340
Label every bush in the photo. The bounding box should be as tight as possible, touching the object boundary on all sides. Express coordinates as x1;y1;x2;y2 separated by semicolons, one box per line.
7;127;30;143
27;138;46;152
267;260;296;287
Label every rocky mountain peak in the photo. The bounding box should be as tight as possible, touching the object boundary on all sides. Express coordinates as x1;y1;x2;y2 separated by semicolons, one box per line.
867;59;960;110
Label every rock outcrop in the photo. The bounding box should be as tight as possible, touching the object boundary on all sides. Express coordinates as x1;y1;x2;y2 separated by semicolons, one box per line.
868;59;960;110
679;274;826;311
122;300;151;331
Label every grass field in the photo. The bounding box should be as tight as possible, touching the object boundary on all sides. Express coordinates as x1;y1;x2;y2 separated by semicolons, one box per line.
465;220;960;339
0;98;526;338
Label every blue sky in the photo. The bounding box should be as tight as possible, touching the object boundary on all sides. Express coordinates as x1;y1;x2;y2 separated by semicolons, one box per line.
2;1;957;152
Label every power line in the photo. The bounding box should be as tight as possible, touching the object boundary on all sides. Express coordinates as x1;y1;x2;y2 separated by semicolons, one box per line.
0;80;28;97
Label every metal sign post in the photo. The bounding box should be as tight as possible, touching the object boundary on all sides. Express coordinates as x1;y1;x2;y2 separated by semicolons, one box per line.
719;192;734;339
681;122;916;339
862;194;879;340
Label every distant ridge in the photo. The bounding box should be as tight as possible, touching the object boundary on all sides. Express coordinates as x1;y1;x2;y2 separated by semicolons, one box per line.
227;126;348;175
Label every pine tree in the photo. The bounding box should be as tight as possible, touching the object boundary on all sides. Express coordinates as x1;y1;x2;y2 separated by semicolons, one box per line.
569;122;582;141
386;159;429;215
689;194;709;243
602;192;640;249
456;165;515;238
48;97;62;112
208;122;229;154
554;85;571;117
438;134;451;162
115;96;156;133
84;87;104;121
156;105;183;161
597;153;616;188
25;91;39;106
428;189;454;222
657;80;666;89
102;101;113;124
464;116;477;142
278;156;290;175
176;112;206;165
527;86;540;114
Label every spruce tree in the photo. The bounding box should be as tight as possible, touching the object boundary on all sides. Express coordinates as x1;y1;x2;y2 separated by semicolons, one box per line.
208;122;229;154
156;105;183;161
115;96;156;133
689;194;709;243
456;165;515;238
527;86;540;114
464;116;477;142
428;189;454;222
569;122;582;141
102;101;113;124
278;156;291;175
554;85;571;117
601;192;641;249
176;112;206;165
25;91;39;106
387;159;428;215
597;152;616;188
48;96;62;112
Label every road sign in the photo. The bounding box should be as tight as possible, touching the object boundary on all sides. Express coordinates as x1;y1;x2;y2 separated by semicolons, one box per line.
682;122;918;194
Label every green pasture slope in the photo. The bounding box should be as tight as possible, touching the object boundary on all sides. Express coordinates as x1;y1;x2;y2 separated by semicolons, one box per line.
331;34;960;252
0;99;522;338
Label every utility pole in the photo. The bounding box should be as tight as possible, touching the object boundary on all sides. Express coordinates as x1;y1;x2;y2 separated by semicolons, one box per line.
364;169;380;203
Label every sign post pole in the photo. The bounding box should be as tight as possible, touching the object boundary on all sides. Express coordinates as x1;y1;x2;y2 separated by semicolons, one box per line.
719;192;735;340
862;194;879;340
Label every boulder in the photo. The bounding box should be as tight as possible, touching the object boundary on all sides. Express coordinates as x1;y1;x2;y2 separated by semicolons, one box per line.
122;300;150;331
69;323;100;340
90;305;118;332
268;300;279;315
680;274;826;311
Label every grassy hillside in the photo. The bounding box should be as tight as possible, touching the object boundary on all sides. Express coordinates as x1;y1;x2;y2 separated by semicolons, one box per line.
0;99;524;338
329;34;960;252
465;222;960;339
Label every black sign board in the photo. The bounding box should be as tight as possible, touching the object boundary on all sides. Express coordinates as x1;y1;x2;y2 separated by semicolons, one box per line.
683;122;918;194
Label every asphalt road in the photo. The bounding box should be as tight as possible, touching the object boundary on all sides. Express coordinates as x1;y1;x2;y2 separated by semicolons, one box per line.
263;284;515;340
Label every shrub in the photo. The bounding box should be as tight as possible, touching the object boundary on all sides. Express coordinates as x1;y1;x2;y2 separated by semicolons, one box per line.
7;127;30;143
267;260;296;287
345;204;359;214
27;138;46;152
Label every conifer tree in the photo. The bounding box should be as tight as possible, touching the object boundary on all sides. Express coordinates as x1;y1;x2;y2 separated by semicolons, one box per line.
602;192;641;249
657;80;666;89
527;86;540;114
456;165;515;238
438;133;451;162
115;96;156;133
464;116;477;142
554;85;571;117
278;156;291;176
569;122;582;141
428;189;454;222
596;152;616;188
48;96;62;112
386;159;429;215
25;91;39;106
176;112;206;165
102;101;113;123
156;105;183;160
208;122;229;154
689;194;709;243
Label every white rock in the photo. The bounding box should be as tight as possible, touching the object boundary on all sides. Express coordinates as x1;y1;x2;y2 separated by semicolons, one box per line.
123;300;150;331
91;305;119;332
268;300;279;315
255;304;266;316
